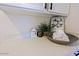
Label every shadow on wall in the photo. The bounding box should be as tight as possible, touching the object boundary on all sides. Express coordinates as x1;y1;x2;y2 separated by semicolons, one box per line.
0;9;49;39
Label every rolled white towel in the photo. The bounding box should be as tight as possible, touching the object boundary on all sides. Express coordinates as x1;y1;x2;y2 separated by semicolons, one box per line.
53;29;70;42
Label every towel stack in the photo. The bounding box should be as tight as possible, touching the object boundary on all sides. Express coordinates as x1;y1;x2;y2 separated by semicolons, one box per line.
53;28;70;42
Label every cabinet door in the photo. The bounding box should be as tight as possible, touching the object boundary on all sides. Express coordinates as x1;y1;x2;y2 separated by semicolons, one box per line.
20;3;46;11
48;3;70;15
2;3;46;11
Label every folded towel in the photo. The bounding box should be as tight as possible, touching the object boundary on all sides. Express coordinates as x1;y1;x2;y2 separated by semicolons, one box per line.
53;28;70;42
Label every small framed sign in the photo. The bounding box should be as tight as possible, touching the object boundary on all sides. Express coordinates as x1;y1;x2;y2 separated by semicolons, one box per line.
51;16;65;32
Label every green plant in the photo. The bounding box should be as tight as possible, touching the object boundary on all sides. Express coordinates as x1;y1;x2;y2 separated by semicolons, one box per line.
37;23;48;36
37;23;49;32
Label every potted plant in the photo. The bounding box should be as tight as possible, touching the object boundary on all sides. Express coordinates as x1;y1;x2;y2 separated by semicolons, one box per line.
37;30;43;37
37;23;51;37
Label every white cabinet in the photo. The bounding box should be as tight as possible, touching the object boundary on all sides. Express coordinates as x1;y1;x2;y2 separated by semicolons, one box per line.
2;3;46;11
23;3;45;11
21;3;70;15
0;3;70;16
48;3;70;15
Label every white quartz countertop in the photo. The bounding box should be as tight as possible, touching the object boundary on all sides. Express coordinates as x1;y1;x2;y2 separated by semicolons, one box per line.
0;36;79;56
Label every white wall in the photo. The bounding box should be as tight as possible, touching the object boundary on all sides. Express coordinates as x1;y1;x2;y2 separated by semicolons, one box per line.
65;3;79;37
0;9;50;39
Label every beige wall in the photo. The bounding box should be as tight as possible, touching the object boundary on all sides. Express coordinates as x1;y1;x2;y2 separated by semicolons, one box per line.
2;3;79;38
65;3;79;37
0;9;50;39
